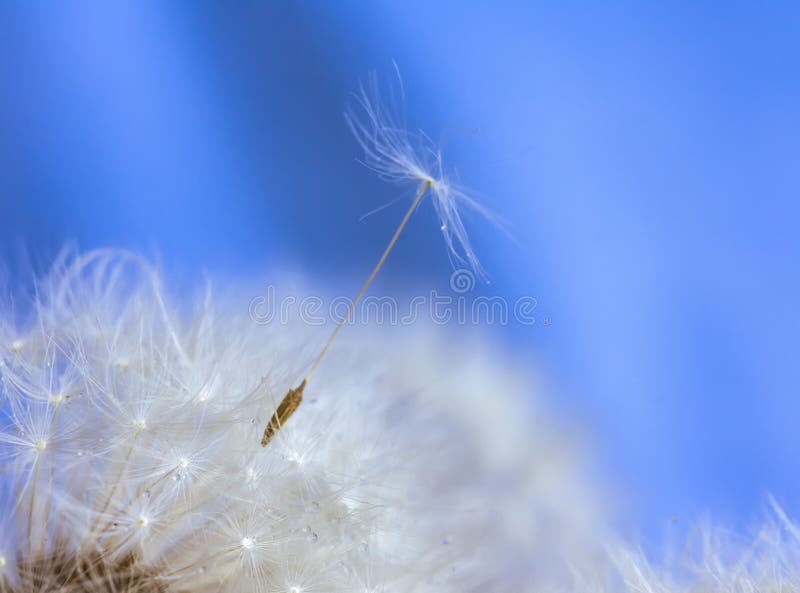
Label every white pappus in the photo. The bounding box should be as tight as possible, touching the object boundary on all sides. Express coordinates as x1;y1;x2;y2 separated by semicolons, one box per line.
345;69;499;280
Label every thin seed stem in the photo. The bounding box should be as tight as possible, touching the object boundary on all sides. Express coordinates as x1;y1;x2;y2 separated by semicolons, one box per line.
304;179;431;384
261;179;432;446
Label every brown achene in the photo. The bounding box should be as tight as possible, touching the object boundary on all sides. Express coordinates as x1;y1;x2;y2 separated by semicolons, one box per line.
260;180;432;447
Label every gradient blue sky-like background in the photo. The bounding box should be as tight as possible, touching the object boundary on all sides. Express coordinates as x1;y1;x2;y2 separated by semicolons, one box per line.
1;2;798;545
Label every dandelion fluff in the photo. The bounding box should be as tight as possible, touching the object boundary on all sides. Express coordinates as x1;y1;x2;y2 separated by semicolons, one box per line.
605;500;800;593
0;249;604;592
345;70;498;278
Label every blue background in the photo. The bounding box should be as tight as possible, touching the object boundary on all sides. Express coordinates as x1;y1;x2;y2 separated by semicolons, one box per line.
1;2;799;545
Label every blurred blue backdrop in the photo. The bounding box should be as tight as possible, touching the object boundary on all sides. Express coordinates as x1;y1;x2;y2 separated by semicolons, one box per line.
1;2;799;544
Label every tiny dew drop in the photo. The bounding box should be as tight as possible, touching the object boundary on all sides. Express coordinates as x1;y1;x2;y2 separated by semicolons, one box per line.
305;501;319;514
306;532;318;543
357;542;368;553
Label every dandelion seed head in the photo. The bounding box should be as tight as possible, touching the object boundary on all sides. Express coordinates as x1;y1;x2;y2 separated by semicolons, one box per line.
0;250;600;593
0;248;674;592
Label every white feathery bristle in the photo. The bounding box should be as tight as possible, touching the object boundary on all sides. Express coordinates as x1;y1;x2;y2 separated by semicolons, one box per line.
0;249;604;592
607;501;800;593
345;70;498;278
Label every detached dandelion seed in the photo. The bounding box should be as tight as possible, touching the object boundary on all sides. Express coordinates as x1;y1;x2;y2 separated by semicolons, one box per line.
262;70;494;447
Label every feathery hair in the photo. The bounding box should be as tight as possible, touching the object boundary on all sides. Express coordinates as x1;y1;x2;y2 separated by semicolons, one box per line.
345;69;496;278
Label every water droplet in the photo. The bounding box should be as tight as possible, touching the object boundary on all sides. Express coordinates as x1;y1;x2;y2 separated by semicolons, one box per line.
241;536;255;550
357;542;368;553
306;501;319;514
301;525;311;534
143;489;152;498
306;532;318;543
440;224;447;231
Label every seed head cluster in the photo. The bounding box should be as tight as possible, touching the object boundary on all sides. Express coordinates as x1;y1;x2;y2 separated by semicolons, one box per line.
0;250;601;592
